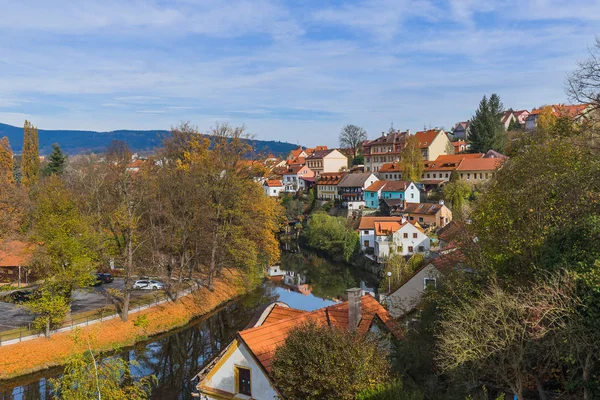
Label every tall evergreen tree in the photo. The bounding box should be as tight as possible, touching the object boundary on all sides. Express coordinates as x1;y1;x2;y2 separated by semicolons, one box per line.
43;143;67;176
0;136;14;184
469;94;507;153
21;120;40;186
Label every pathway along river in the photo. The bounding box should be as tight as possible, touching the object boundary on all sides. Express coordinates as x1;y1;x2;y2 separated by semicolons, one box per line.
0;251;379;400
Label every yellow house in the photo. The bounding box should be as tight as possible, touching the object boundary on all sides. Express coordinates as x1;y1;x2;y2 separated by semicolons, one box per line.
414;129;454;161
316;172;346;200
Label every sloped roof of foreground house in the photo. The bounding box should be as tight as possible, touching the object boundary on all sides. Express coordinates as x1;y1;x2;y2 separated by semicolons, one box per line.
337;172;375;188
238;295;403;372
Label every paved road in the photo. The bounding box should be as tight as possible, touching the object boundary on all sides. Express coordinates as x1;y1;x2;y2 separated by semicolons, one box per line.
0;278;155;332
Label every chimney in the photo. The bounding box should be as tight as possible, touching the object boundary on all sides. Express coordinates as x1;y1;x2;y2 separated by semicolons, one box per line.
439;199;445;205
347;288;362;331
406;129;411;135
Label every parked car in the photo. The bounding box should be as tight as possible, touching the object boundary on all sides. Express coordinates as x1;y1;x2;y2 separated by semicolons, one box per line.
10;290;33;303
97;273;114;283
133;280;164;290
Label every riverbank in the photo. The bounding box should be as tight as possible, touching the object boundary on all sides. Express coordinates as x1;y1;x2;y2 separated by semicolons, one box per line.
0;273;249;380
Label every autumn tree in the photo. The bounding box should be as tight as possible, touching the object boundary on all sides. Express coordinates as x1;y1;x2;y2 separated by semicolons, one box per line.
437;275;578;400
42;143;67;176
339;124;367;158
21;120;40;186
51;333;155;399
567;36;600;117
271;321;391;400
28;175;99;336
469;94;506;153
0;137;14;184
442;179;471;220
399;135;424;182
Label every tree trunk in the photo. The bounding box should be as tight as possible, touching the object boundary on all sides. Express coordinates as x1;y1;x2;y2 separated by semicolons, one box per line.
208;207;221;292
45;318;50;338
583;352;593;400
534;375;548;400
122;291;130;322
121;234;133;322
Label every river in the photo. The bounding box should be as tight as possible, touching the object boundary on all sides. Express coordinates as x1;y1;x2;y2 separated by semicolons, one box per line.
0;251;379;400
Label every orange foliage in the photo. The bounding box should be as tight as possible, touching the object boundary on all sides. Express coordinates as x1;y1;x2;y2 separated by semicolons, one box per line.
0;274;246;379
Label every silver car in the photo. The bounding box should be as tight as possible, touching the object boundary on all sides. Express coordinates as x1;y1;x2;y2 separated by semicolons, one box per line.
133;279;165;290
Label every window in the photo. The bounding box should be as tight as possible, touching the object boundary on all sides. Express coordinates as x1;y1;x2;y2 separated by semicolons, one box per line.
237;367;251;396
427;173;430;178
364;240;369;247
445;173;449;178
433;173;436;178
424;278;436;289
408;246;414;252
411;193;414;199
467;173;470;180
418;217;423;223
403;233;408;238
485;173;488;179
418;245;424;252
413;233;418;238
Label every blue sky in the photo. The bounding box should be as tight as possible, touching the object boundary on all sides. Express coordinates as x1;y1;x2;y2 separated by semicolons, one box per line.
0;0;598;147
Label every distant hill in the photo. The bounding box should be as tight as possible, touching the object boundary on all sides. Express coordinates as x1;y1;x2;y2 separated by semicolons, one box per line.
0;122;298;157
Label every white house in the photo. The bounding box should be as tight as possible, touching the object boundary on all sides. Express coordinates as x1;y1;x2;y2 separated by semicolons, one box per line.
282;165;314;192
387;250;464;317
374;220;430;261
263;180;283;197
358;216;404;250
193;291;403;399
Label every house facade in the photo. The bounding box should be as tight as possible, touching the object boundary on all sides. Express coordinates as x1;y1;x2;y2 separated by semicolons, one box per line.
414;129;454;161
362;130;410;173
263;180;284;197
316;172;346;200
337;173;378;209
305;149;347;176
452;121;471;140
366;181;421;209
387;250;464;317
455;157;505;183
194;292;403;400
358;216;403;250
282;165;314;192
374;220;430;260
402;202;452;228
377;163;403;180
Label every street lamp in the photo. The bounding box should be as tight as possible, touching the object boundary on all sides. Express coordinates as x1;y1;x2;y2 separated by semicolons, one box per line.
386;271;392;295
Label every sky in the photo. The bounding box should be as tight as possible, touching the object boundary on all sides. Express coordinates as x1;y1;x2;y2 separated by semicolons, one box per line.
0;0;599;147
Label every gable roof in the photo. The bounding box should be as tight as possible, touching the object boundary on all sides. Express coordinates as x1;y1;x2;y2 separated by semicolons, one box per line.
306;149;334;159
365;180;388;192
363;131;409;147
338;173;375;188
529;104;590;118
455;157;504;171
414;129;442;148
403;202;445;215
238;295;403;372
374;221;402;235
264;179;283;187
381;181;412;192
359;216;403;230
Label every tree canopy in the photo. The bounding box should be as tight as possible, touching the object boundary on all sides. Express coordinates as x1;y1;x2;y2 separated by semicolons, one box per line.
303;213;359;262
469;94;507;153
271;321;391;400
399;135;424;182
43;143;67;176
339;124;367;158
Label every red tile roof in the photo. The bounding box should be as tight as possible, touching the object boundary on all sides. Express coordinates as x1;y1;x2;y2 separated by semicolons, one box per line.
374;221;402;235
317;172;346;185
455;157;504;171
358;216;403;230
378;163;403;173
381;181;412;192
238;295;403;372
265;179;283;187
403;202;445;215
530;104;589;118
365;180;388;192
414;129;442;148
0;241;35;267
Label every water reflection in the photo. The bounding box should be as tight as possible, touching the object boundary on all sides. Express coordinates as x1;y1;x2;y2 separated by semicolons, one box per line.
0;252;380;400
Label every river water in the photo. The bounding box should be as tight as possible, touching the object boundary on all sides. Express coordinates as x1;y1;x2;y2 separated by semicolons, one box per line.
0;251;378;400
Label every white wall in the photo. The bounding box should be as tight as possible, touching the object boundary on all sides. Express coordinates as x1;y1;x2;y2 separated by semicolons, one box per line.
405;183;421;204
264;186;283;197
360;229;375;250
201;341;279;400
388;264;440;318
375;223;430;258
323;150;348;173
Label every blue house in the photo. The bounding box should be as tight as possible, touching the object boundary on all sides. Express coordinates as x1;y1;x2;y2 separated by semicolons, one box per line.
364;181;387;209
364;181;422;209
